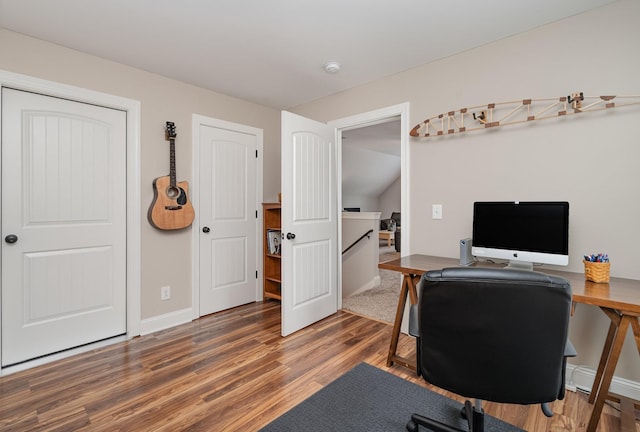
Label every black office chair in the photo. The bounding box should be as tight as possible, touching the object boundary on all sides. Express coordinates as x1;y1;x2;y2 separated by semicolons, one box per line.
391;212;401;252
407;267;575;432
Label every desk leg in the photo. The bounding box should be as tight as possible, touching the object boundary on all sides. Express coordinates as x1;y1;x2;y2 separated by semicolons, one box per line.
587;314;632;432
630;317;640;356
589;316;620;404
386;273;419;371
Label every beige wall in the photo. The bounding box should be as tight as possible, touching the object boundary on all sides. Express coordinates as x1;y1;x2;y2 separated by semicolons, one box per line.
293;0;640;382
0;28;282;320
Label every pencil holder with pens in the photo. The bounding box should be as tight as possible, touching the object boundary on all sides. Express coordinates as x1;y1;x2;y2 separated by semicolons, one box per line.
583;253;610;283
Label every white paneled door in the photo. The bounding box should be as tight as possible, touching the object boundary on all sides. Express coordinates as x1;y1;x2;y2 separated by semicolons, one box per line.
198;123;257;315
1;88;127;367
281;111;338;336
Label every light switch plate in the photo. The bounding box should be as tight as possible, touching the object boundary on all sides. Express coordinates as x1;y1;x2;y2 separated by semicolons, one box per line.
432;204;443;220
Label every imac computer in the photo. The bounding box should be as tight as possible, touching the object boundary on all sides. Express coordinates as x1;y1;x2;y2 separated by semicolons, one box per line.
471;201;569;270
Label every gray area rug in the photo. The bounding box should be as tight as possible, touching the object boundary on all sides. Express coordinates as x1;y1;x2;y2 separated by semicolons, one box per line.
342;248;401;323
260;363;524;432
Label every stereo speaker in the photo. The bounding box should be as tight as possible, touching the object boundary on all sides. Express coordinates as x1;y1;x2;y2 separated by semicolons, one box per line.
460;238;474;266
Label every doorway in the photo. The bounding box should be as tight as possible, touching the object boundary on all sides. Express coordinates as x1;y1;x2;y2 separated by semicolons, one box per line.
1;88;127;367
340;118;402;323
191;115;263;318
0;71;141;375
276;105;408;335
329;102;410;316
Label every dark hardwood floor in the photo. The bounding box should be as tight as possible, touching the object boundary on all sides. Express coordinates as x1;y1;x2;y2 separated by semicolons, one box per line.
0;301;629;431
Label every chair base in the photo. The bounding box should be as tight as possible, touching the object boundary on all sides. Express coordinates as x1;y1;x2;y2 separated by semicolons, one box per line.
407;400;484;432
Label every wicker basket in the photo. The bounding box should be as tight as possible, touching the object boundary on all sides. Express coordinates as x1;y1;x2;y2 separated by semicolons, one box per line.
583;260;610;283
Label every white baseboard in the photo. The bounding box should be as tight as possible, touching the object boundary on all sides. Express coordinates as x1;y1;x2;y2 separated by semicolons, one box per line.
566;363;640;400
2;309;193;375
345;275;381;298
1;335;128;376
140;307;193;335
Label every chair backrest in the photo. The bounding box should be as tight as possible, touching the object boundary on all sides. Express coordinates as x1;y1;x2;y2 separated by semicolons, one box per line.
417;267;572;405
390;212;401;227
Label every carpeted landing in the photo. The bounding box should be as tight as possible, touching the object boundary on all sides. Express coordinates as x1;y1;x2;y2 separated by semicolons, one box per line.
342;247;401;323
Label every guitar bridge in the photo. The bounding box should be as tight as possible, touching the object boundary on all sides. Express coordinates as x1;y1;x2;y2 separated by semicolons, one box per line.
164;205;183;210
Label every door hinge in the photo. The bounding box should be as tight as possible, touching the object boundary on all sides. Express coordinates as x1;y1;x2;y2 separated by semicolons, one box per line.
255;149;258;158
256;210;258;218
256;270;258;279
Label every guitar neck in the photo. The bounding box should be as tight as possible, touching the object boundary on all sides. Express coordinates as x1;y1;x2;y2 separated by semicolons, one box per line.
169;137;177;187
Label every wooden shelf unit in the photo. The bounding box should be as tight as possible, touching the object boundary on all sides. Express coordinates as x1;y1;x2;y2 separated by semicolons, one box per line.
263;203;282;301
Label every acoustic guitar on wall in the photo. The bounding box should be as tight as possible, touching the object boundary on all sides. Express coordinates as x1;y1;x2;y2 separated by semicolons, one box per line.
148;121;195;230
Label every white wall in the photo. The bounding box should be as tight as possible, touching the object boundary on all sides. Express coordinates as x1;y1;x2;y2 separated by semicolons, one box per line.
342;213;381;297
292;0;640;383
342;195;378;213
342;142;400;211
378;176;401;220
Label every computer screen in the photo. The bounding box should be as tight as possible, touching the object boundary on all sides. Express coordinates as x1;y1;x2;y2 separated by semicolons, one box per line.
471;201;569;269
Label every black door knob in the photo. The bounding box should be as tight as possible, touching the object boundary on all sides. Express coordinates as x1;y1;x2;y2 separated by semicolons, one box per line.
286;232;296;240
5;234;18;244
202;227;210;233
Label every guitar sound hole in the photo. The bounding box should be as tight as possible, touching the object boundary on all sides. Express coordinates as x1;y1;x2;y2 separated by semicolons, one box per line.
166;186;180;199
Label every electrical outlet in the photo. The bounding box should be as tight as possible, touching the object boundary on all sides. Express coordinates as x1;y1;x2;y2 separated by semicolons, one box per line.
432;204;443;220
161;285;171;301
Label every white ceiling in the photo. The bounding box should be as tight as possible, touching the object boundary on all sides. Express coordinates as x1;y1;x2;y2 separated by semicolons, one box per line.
342;119;401;200
0;0;616;109
343;119;401;157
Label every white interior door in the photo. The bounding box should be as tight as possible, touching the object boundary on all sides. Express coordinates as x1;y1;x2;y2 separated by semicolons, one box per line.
1;88;127;367
281;111;338;336
198;123;257;316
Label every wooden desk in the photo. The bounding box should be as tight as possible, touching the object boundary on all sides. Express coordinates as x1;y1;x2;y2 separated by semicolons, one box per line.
379;230;394;247
378;255;457;371
379;254;640;432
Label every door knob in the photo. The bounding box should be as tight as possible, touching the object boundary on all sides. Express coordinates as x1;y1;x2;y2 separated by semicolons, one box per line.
5;234;18;244
286;232;296;240
202;226;210;233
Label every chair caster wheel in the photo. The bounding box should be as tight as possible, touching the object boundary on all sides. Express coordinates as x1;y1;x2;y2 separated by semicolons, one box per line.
406;420;419;432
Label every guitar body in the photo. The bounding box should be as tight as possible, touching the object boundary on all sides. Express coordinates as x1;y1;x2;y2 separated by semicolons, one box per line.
148;121;195;230
148;175;195;230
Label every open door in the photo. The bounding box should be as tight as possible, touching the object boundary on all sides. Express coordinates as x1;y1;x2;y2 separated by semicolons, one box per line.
281;111;338;336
